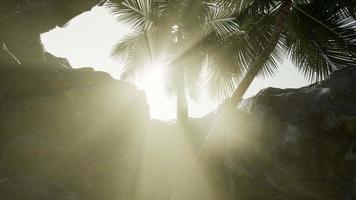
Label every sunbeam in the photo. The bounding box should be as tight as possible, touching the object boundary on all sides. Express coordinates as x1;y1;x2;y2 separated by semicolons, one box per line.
41;5;308;120
2;1;355;200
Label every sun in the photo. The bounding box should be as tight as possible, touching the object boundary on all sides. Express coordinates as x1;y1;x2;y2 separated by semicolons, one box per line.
40;5;308;121
134;60;177;120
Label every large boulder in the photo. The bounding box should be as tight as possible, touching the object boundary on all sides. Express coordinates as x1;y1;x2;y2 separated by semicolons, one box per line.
0;62;149;200
194;67;356;200
223;66;356;199
241;66;356;177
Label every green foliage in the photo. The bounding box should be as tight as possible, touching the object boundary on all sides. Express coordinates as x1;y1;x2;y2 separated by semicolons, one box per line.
233;0;356;82
107;0;245;101
286;2;356;81
108;0;356;100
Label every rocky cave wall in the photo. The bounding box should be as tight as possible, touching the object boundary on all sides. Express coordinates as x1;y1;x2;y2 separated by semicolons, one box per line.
0;1;152;199
192;66;356;200
0;0;104;64
0;1;355;199
0;63;149;200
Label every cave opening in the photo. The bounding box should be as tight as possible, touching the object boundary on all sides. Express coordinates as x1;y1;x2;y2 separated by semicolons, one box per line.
39;3;308;121
40;5;220;120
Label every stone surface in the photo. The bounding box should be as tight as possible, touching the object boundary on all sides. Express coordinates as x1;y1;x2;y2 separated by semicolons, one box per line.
222;66;356;199
0;0;103;63
0;63;354;199
0;62;149;200
0;175;78;200
188;67;356;200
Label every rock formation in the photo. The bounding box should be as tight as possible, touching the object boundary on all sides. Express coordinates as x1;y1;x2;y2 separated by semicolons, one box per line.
0;1;355;199
0;61;354;200
0;62;149;200
0;0;103;63
213;66;356;199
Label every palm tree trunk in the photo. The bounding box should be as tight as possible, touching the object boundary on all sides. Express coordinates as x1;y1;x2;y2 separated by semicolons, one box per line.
197;1;293;197
177;66;188;123
230;0;293;105
200;0;293;149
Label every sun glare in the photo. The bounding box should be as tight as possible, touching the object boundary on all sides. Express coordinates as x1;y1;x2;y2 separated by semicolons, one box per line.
135;60;177;120
41;5;308;120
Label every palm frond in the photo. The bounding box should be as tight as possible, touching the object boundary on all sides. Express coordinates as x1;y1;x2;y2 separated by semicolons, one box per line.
205;56;240;101
341;1;356;18
106;0;156;32
203;0;242;37
288;39;334;81
111;32;153;80
239;0;280;15
234;10;287;77
286;4;356;81
259;36;287;77
309;0;356;18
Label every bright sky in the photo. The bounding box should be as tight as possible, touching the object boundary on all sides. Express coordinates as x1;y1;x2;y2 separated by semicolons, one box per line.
41;6;309;120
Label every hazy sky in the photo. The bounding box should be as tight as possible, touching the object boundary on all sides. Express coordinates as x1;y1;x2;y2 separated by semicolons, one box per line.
41;6;309;120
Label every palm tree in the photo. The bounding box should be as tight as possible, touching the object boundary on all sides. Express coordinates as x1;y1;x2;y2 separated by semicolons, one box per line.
107;0;245;122
107;0;356;136
200;0;356;156
197;2;356;197
229;0;356;105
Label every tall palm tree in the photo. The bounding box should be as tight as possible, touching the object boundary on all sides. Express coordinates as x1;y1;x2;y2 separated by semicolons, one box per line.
200;0;356;156
229;0;356;105
107;0;356;129
197;2;356;196
107;0;245;122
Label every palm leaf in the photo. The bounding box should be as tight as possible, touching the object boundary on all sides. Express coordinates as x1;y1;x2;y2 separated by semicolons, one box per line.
203;0;242;37
111;32;153;80
107;0;156;32
236;9;286;77
286;3;356;81
205;57;240;101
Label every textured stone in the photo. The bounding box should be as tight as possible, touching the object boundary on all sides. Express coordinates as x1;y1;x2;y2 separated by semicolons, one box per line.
0;175;78;200
193;67;356;200
0;0;102;63
224;67;356;199
0;62;149;200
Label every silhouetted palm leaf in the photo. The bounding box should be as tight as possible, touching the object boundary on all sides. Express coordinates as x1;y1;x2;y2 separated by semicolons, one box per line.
233;0;356;82
109;0;356;117
107;0;158;31
203;1;241;36
111;32;153;80
109;0;247;101
286;3;356;81
205;55;240;100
